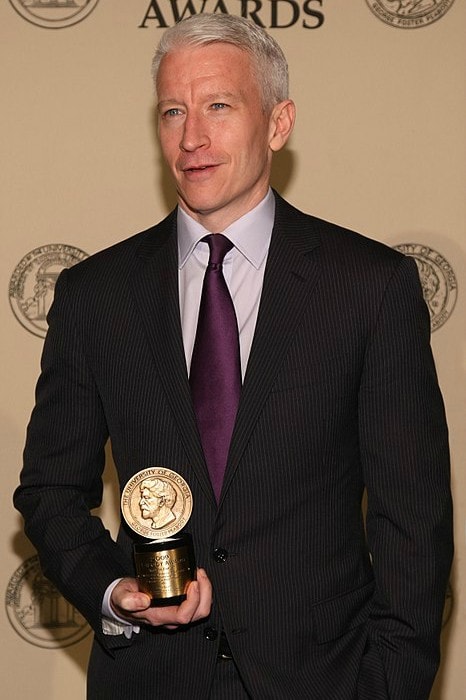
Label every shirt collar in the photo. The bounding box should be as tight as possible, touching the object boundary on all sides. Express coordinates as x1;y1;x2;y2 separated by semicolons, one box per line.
177;188;275;270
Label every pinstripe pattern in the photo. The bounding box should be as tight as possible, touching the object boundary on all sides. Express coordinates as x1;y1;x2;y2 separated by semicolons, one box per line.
14;193;452;699
210;660;251;699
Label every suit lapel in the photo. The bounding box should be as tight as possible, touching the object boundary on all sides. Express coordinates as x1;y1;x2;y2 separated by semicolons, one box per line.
130;212;216;504
221;194;322;503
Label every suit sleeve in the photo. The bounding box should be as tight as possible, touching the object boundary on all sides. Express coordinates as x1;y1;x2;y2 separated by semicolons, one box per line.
358;255;453;699
14;269;134;650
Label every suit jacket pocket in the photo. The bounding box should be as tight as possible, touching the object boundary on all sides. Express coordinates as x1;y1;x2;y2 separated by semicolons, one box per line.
311;580;375;644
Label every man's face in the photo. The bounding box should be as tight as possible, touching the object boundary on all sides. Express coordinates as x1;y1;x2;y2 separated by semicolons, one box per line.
139;486;162;519
156;42;278;231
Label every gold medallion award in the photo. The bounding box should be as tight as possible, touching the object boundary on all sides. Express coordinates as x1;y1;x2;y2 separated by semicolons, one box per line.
121;467;195;605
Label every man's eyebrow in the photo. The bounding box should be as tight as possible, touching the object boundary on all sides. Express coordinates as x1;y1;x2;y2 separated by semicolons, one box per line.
157;99;180;109
203;91;240;102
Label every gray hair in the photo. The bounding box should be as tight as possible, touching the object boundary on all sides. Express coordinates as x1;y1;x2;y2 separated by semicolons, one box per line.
152;13;289;112
140;478;177;507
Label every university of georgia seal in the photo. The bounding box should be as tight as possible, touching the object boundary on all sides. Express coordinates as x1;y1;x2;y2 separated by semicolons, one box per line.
9;243;88;338
8;0;101;30
365;0;456;29
394;243;457;331
5;555;90;648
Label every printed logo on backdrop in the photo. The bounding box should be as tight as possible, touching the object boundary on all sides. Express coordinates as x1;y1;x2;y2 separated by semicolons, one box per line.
365;0;455;28
9;244;89;338
8;0;100;29
6;556;91;648
394;244;457;331
139;0;325;29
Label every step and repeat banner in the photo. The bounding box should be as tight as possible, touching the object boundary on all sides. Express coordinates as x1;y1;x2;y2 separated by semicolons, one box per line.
1;2;464;697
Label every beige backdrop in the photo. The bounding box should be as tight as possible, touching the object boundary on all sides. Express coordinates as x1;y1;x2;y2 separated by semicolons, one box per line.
1;1;464;697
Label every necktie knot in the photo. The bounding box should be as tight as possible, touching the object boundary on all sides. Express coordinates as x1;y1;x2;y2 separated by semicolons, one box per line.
204;234;234;267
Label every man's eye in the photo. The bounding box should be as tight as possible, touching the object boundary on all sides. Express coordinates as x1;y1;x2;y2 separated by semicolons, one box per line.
163;108;182;118
211;103;228;111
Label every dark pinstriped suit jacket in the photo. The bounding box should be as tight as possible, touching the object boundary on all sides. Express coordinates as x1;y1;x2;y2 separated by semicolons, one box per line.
15;192;453;699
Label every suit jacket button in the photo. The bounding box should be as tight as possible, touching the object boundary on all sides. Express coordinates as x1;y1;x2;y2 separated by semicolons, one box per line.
213;548;228;563
204;626;218;641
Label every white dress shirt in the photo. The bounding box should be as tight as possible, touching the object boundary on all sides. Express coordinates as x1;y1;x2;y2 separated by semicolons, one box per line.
102;189;275;636
178;187;275;379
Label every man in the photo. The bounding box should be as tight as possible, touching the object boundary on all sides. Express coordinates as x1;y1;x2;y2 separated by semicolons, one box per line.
14;13;452;700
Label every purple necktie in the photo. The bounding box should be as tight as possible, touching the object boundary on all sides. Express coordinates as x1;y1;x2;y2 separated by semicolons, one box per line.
190;234;241;502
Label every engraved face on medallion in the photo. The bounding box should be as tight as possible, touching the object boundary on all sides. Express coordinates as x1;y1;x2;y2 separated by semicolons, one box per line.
121;468;193;540
139;477;177;530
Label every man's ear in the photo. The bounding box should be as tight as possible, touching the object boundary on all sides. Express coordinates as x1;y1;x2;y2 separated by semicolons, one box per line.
269;100;296;152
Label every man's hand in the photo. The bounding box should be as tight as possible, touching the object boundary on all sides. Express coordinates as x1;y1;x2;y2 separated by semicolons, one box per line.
110;568;212;628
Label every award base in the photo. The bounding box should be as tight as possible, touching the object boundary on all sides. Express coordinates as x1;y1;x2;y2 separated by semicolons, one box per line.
133;533;196;606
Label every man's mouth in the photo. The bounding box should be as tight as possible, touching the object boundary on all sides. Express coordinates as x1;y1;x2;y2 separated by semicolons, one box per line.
180;162;219;173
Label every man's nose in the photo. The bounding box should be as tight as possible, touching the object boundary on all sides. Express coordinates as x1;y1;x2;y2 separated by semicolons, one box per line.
180;113;210;152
